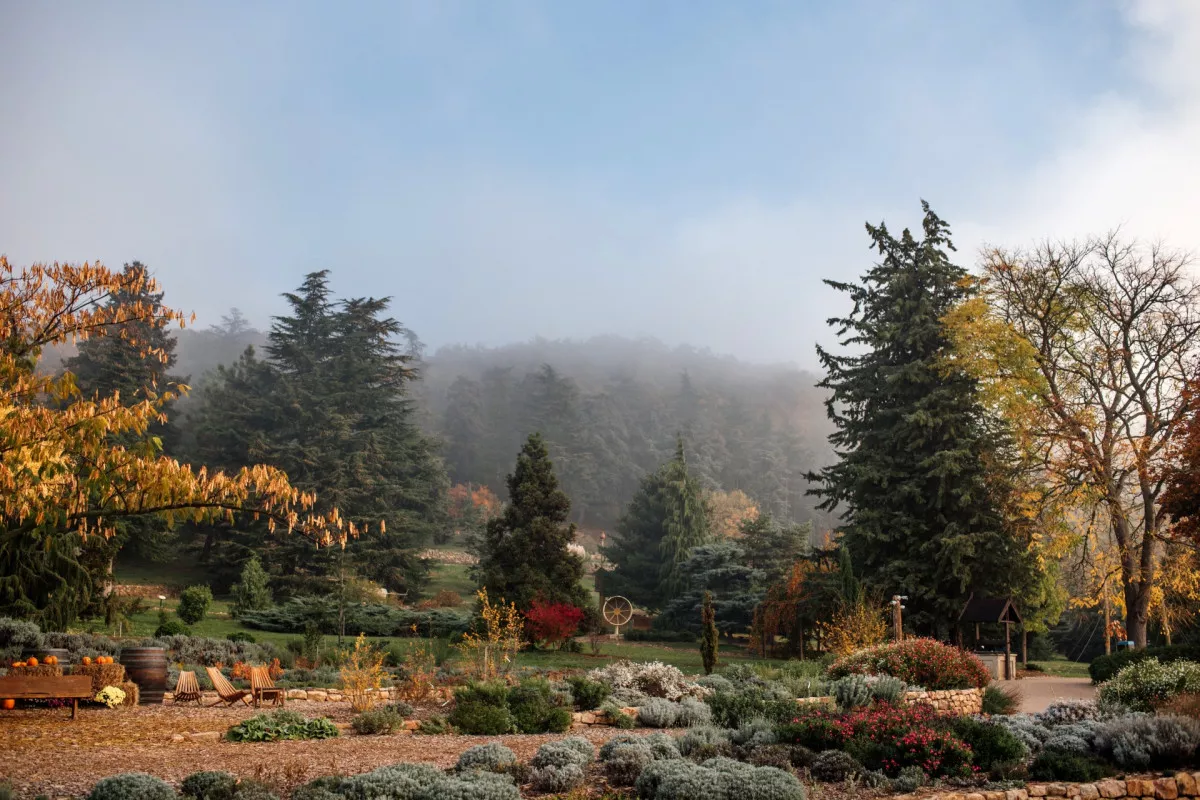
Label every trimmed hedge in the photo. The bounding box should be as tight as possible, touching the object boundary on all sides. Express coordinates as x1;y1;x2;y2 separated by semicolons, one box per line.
1088;645;1200;684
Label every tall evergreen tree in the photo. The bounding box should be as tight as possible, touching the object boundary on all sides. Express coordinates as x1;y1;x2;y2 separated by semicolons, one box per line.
658;438;711;593
809;203;1030;635
185;271;448;596
476;433;591;615
601;440;710;610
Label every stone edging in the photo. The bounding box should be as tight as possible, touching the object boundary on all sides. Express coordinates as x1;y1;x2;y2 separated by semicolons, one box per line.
895;774;1200;800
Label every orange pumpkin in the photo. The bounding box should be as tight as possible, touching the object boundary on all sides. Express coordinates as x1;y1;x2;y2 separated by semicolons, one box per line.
81;656;92;666
26;657;38;667
45;655;57;665
12;662;23;668
103;656;113;664
2;699;14;710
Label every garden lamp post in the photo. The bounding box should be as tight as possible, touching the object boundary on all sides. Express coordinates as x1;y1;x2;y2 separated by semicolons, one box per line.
890;595;907;641
158;594;166;611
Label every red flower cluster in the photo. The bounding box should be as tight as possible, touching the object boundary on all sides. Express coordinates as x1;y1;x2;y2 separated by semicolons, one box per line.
524;599;585;647
827;637;991;689
779;702;973;777
886;724;973;776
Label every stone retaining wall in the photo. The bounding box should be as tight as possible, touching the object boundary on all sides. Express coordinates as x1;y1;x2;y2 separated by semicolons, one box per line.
897;774;1200;800
163;686;455;704
904;687;983;715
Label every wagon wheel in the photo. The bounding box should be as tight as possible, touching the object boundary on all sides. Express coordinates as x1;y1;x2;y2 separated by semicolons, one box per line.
602;596;634;639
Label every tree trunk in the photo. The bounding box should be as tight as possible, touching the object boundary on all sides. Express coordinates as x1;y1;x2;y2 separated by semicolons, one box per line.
1125;580;1151;649
1113;502;1156;649
1021;628;1027;666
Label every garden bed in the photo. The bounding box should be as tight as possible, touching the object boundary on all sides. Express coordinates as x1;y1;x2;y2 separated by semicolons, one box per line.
0;702;656;797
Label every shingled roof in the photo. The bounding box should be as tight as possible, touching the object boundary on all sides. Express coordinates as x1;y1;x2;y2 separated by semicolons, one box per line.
958;593;1022;624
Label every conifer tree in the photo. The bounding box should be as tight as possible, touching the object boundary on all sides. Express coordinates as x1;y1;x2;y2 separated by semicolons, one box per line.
601;439;710;610
476;433;592;616
231;555;273;617
185;271;448;595
658;438;711;594
809;203;1030;635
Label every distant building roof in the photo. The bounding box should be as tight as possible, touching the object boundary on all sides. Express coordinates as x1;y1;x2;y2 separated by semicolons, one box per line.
958;593;1022;624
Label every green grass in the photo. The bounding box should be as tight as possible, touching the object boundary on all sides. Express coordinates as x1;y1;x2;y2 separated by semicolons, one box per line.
515;639;785;674
113;559;212;589
1026;657;1090;678
425;563;476;598
111;557;767;676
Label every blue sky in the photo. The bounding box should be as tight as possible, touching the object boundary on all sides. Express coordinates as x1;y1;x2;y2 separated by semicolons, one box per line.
2;0;1197;366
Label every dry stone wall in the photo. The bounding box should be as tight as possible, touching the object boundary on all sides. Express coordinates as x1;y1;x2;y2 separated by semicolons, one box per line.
898;774;1200;800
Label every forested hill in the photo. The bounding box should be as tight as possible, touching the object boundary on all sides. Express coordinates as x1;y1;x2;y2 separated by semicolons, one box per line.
419;336;837;535
45;324;838;538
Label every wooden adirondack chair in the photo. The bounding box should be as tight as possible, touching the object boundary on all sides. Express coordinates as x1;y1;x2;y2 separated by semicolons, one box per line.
205;666;251;706
250;665;285;707
173;670;202;704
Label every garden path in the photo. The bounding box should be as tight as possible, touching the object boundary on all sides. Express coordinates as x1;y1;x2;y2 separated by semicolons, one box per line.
1015;676;1095;713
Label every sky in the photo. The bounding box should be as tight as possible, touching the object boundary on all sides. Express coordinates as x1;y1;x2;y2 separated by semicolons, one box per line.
2;0;1198;368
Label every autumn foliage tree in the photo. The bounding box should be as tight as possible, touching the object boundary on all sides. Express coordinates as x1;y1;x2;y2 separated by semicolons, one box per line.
978;236;1200;647
524;599;586;649
1162;376;1200;547
0;258;349;626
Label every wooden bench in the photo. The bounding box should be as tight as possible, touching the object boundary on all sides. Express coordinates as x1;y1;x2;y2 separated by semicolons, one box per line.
0;674;94;718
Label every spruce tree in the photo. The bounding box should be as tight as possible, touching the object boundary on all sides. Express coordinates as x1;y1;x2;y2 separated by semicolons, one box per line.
231;555;273;617
601;440;710;611
809;202;1029;635
476;433;592;616
658;438;711;594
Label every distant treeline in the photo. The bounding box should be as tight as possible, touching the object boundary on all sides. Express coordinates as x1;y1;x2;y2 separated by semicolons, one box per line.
133;323;838;535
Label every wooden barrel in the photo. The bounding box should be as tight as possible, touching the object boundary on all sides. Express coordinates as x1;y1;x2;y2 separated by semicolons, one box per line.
20;647;70;665
118;647;168;705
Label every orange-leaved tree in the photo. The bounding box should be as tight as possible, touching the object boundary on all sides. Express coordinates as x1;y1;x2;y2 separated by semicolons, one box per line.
0;258;355;626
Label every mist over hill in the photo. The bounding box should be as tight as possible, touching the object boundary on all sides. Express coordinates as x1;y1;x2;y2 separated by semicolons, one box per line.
417;335;836;535
48;315;838;539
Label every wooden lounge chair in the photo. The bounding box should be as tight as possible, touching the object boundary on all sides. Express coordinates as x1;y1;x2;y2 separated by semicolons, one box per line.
250;666;285;707
173;670;202;704
205;666;251;707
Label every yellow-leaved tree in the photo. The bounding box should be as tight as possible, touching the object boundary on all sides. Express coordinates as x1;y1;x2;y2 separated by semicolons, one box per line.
0;258;355;626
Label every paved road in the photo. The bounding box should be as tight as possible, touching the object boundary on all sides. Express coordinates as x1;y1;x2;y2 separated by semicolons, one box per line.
1015;677;1096;713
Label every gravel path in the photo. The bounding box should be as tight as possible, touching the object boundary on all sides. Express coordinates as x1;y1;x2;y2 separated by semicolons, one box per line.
1016;676;1096;713
0;702;641;798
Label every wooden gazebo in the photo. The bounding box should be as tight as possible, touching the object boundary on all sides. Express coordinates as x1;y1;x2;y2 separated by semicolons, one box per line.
958;594;1022;680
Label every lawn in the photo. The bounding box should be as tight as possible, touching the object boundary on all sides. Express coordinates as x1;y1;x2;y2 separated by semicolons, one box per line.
1026;656;1091;678
122;595;747;674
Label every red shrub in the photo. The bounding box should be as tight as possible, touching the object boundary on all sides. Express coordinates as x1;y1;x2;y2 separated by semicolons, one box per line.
828;637;991;689
524;600;585;647
778;703;973;777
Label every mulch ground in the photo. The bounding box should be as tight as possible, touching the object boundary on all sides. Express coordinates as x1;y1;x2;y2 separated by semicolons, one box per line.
0;701;650;798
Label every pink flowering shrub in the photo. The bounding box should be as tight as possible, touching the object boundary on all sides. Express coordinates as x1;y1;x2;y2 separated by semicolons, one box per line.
777;702;974;777
827;637;991;690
